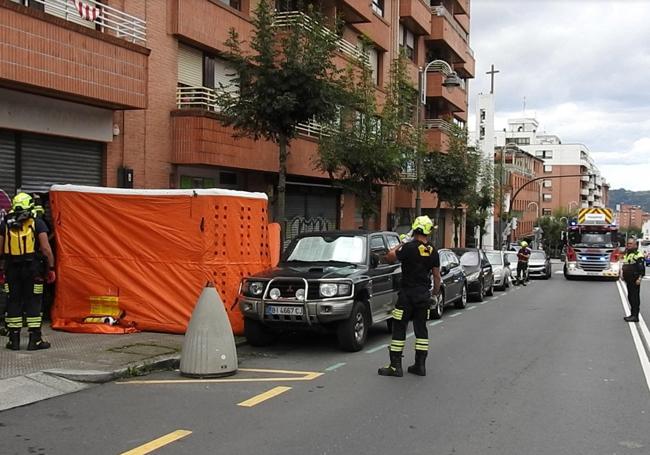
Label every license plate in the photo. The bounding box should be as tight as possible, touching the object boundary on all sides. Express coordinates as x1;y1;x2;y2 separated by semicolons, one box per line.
265;305;304;316
586;272;600;276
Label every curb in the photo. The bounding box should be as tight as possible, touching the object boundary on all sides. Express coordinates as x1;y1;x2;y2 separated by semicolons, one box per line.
43;337;247;384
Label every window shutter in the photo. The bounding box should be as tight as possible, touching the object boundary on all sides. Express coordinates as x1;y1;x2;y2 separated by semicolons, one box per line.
178;44;204;87
213;57;238;94
367;48;379;85
406;29;414;49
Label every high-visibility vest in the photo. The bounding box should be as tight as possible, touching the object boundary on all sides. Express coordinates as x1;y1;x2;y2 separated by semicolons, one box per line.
3;217;37;257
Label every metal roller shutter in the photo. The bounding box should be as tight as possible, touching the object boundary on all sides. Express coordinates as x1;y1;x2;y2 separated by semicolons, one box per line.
285;187;339;242
0;130;16;196
21;133;102;192
178;44;204;87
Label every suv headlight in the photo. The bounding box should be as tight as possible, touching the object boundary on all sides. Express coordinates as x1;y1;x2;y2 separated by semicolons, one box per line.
242;280;265;297
319;282;353;298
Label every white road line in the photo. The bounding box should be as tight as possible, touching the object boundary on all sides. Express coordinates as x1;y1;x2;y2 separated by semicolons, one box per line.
479;302;487;305
555;270;564;274
619;281;650;350
467;306;477;310
428;320;443;327
325;362;346;372
365;343;389;354
616;280;650;394
449;313;461;318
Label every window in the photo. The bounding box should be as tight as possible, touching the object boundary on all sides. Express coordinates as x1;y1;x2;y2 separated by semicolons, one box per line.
204;55;239;96
180;176;215;189
372;0;384;16
542;208;552;216
367;47;380;85
370;235;387;251
544;165;553;173
543;193;552;201
535;150;544;157
480;126;485;139
512;137;530;145
399;25;415;61
480;109;486;121
544;150;553;159
178;44;204;87
218;0;241;10
543;179;552;188
386;235;400;249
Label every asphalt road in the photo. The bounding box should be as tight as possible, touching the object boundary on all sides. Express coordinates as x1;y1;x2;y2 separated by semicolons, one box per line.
2;265;650;455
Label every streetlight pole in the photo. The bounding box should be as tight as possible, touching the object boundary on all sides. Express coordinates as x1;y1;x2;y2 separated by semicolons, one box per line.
416;60;462;218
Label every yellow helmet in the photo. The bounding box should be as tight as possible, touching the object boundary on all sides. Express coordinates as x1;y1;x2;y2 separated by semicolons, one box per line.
412;215;434;236
11;192;34;213
521;241;528;247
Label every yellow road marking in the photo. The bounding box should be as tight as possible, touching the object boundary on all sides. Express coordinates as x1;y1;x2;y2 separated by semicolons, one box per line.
120;368;323;385
237;386;292;407
120;430;191;455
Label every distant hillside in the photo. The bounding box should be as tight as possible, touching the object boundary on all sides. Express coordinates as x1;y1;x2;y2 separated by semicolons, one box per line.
608;189;650;212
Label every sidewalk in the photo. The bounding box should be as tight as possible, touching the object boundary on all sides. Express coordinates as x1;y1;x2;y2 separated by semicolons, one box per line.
0;324;244;411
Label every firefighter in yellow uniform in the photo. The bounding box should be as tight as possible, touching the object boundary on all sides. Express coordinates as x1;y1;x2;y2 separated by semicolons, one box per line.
0;193;56;350
378;216;441;377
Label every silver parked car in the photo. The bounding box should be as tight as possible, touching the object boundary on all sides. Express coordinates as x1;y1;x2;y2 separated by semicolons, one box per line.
485;250;512;290
528;250;552;279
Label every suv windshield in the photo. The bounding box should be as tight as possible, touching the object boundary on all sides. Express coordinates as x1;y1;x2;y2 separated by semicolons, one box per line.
485;251;502;265
459;251;479;267
530;251;546;260
285;235;367;264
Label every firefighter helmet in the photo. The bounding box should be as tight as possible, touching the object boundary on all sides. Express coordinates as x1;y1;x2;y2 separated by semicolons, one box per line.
11;193;34;213
411;216;434;236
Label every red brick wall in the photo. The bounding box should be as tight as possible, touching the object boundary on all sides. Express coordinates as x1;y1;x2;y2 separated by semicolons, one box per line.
0;1;148;109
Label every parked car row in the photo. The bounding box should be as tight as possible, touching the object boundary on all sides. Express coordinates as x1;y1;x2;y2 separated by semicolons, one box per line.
238;230;553;352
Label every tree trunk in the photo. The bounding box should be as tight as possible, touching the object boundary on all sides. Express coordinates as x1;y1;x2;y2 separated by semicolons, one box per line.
453;207;460;247
277;135;288;241
434;197;442;247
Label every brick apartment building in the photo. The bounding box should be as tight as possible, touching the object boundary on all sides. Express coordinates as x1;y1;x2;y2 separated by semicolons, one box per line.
495;118;609;216
494;145;542;242
616;203;649;230
0;0;473;247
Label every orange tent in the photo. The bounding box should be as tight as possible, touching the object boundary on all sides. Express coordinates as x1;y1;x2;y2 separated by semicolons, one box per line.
49;185;274;335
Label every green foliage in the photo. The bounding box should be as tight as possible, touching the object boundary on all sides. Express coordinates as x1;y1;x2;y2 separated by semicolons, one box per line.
609;189;650;212
215;1;346;223
465;157;495;246
536;216;565;258
217;1;343;142
316;54;416;228
421;124;481;246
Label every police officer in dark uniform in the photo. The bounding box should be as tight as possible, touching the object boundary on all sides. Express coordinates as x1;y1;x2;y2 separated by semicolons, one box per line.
622;238;645;322
378;216;441;377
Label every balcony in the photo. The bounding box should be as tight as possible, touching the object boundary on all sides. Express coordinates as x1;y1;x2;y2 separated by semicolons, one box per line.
580;189;590;196
274;12;366;63
429;5;475;78
587;195;595;202
176;86;327;139
453;0;470;16
425;73;467;112
424;119;452;152
581;175;591;182
1;0;148;109
400;0;432;35
337;0;373;23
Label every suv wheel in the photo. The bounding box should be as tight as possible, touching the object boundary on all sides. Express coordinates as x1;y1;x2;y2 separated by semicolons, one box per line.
337;301;369;352
243;318;276;347
455;285;468;309
431;293;444;320
474;280;485;302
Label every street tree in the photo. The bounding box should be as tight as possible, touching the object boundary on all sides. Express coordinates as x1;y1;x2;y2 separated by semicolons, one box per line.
316;53;417;229
465;157;495;248
421;124;479;246
216;0;345;229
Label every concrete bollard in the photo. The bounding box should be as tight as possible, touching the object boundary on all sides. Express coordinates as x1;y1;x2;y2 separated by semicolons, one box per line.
180;282;238;378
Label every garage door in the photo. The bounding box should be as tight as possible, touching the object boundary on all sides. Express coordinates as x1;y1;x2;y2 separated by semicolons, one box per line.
285;186;339;242
20;133;103;193
0;130;15;196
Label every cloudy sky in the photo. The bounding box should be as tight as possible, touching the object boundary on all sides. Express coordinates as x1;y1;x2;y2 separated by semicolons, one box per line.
468;0;650;191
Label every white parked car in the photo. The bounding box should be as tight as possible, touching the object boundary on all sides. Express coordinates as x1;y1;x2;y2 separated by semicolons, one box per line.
486;250;513;290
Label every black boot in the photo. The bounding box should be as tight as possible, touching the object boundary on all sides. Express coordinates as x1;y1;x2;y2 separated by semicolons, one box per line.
378;350;403;377
407;351;427;376
624;315;639;322
27;330;50;351
6;329;20;351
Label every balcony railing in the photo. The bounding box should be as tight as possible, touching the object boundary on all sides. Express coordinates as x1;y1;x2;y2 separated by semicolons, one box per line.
273;11;366;63
431;4;473;57
29;0;146;45
176;86;328;138
424;118;453;133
